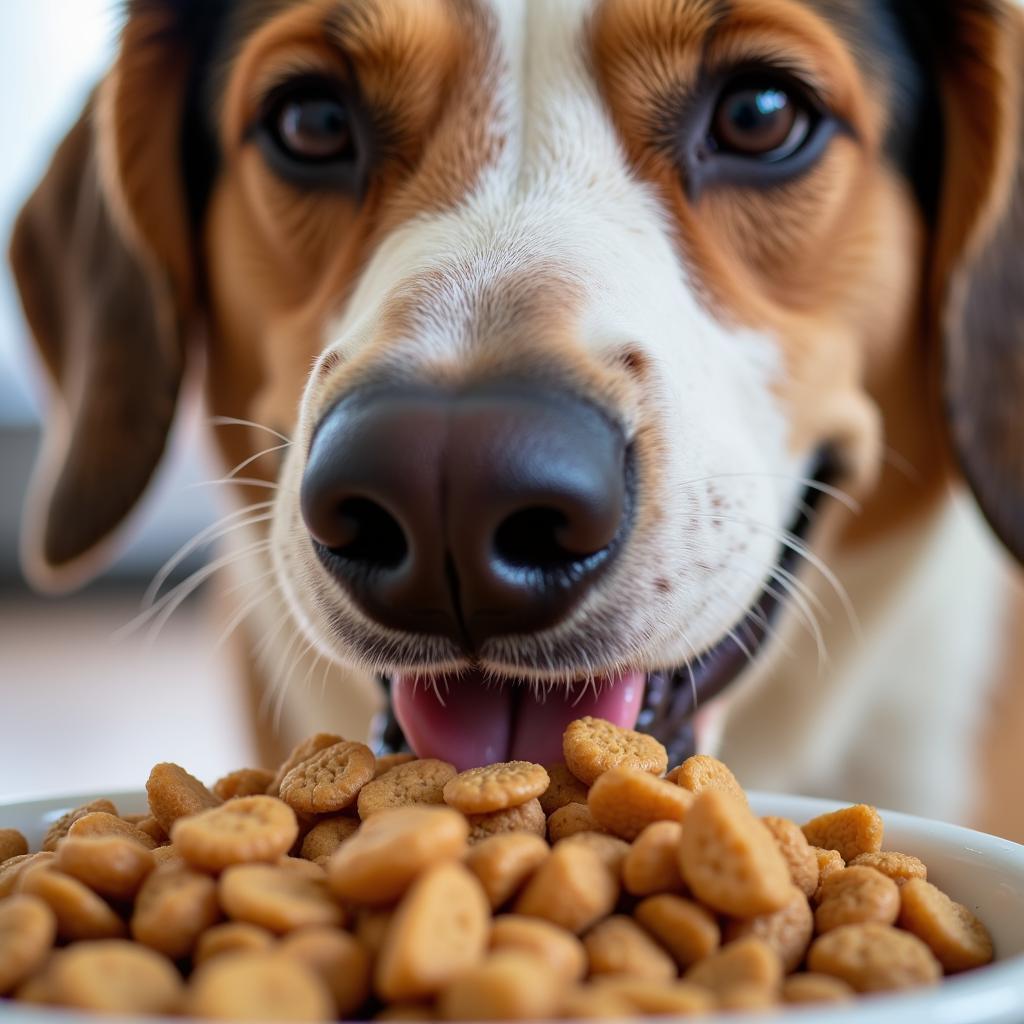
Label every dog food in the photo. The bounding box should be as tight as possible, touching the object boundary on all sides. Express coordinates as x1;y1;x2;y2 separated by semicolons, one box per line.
0;717;997;1020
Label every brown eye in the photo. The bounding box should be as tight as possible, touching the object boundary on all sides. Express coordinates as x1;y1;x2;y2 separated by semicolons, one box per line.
711;84;810;159
276;96;353;162
257;77;369;191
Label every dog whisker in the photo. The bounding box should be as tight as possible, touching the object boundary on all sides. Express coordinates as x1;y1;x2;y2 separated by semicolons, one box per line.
209;416;292;445
186;476;286;492
141;540;275;649
142;502;275;609
224;441;293;481
675;472;862;515
687;511;861;643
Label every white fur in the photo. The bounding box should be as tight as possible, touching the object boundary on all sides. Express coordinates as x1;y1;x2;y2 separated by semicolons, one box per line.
718;492;1013;822
273;0;805;687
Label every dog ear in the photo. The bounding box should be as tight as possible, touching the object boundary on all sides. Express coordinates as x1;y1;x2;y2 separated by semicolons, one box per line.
9;2;213;591
929;3;1024;563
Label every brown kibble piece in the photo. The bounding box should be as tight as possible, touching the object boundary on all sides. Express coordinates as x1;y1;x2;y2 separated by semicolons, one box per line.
374;753;418;777
584;914;677;981
376;862;490;1001
147;763;221;831
850;850;927;886
762;816;819;898
674;754;747;804
42;799;117;851
375;1003;436;1020
220;864;344;932
187;950;333;1020
67;811;159;850
634;895;720;968
280;925;372;1016
278;856;327;880
14;970;55;1004
467;799;546;843
0;830;28;864
132;864;220;958
514;842;618;934
562;717;668;785
678;790;791;917
355;909;394;959
725;885;814;972
557;832;630;875
300;815;361;861
269;733;344;796
683;936;783;995
49;940;182;1014
134;816;169;846
329;806;469;905
279;741;376;815
813;847;846;902
194;922;275;965
782;973;855;1004
539;763;590;816
589;977;715;1015
815;865;900;933
0;894;57;994
438;951;564;1021
212;768;276;801
716;984;778;1010
55;836;155;901
18;867;126;941
547;803;603;842
0;853;54;899
443;762;549;815
588;767;693;840
172;795;299;872
465;833;549;909
490;914;586;983
559;986;635;1018
802;805;884;862
807;922;942;991
359;759;456;819
622;821;686;896
898;878;994;972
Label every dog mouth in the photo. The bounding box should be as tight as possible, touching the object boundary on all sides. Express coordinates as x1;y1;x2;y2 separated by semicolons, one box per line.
373;453;836;770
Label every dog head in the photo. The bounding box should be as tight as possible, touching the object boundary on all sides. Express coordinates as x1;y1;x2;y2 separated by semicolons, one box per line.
11;0;1024;766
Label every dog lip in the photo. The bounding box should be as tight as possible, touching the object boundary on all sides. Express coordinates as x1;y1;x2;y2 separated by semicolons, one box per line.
372;448;838;762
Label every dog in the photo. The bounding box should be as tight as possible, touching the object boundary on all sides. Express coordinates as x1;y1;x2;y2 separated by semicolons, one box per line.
10;0;1024;838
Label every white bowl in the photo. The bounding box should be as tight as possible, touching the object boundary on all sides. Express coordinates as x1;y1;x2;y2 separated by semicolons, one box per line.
1;790;1023;1024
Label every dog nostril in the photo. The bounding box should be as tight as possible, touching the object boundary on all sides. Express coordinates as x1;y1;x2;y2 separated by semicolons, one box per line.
493;506;601;571
329;497;408;569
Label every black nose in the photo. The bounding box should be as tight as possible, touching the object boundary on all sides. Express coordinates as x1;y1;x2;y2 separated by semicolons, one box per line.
300;381;631;648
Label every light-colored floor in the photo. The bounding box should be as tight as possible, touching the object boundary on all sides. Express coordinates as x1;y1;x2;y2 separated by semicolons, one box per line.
0;592;259;802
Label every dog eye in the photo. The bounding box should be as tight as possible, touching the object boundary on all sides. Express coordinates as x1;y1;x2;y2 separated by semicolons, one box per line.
710;83;810;160
681;70;835;196
276;95;353;161
256;77;368;190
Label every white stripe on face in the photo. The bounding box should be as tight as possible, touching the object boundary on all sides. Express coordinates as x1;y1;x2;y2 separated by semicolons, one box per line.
277;0;806;677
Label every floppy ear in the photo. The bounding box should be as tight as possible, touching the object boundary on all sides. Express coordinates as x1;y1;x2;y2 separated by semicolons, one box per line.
8;1;212;591
929;2;1024;563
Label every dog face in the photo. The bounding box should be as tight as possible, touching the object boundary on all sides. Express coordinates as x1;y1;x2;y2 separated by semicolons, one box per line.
11;0;1024;767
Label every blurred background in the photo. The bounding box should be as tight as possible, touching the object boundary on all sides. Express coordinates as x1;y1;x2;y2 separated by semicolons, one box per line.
0;2;257;798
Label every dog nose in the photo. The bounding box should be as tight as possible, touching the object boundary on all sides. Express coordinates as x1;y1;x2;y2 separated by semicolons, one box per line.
300;382;630;648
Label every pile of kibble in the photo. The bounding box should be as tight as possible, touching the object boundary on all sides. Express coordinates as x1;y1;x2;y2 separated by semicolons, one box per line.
0;716;995;1019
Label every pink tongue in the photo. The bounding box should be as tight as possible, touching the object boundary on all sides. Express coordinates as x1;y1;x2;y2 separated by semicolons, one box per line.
392;670;646;771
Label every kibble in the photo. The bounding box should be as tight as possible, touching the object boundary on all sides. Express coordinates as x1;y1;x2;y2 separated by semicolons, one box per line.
0;715;998;1020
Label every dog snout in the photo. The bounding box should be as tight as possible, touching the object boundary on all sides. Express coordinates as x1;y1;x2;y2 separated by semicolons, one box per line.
300;380;632;649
